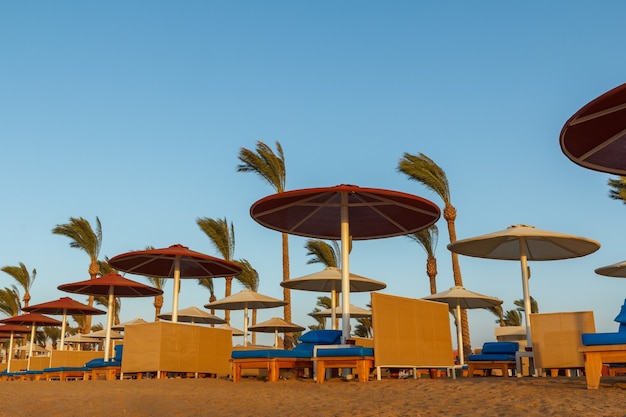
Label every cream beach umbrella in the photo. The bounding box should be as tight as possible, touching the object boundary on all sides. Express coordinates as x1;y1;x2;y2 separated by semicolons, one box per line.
0;324;32;372
281;267;385;330
310;304;372;319
58;272;162;362
158;306;226;325
595;261;626;278
0;313;62;370
423;286;503;364
251;184;440;343
111;317;148;331
248;317;305;348
205;290;287;346
560;83;626;175
217;323;245;337
22;297;106;351
109;244;242;323
447;224;600;346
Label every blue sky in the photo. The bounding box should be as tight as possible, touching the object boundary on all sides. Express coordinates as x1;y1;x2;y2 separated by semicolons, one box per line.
1;2;625;347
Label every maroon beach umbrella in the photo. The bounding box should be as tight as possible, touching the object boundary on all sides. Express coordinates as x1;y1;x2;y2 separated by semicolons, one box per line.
0;313;62;370
109;244;242;323
560;83;626;175
250;184;440;342
58;273;162;362
0;324;32;371
23;297;106;351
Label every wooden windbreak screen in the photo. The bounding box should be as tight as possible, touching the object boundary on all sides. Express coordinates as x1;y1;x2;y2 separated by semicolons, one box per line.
371;292;454;368
529;311;595;370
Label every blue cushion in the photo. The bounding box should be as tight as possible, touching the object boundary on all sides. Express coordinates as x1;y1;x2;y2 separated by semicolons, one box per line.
316;347;374;357
231;349;311;359
85;358;121;368
481;342;519;354
44;366;89;372
114;345;123;361
298;330;342;344
467;353;516;362
582;332;626;346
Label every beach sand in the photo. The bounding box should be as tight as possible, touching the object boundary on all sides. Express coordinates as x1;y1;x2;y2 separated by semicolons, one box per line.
2;376;626;417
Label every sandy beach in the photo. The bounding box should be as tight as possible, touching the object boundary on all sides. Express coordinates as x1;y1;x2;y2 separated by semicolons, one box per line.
2;376;626;417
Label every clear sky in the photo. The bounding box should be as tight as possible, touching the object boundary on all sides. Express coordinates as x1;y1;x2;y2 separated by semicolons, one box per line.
2;1;625;347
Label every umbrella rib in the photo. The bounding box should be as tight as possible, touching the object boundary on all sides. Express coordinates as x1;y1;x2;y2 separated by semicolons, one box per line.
357;192;438;233
570;102;626;125
578;127;626;161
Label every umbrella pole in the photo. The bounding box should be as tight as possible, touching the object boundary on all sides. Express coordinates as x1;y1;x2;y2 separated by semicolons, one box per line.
59;310;67;351
27;325;36;370
7;332;14;372
172;257;181;323
243;307;249;347
340;191;351;344
519;239;533;348
455;304;464;365
104;287;115;362
274;329;278;348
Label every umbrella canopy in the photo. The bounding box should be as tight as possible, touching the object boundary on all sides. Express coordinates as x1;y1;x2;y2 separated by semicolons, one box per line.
158;306;226;325
111;317;148;331
22;297;106;351
595;260;626;278
248;317;305;348
217;323;244;336
64;333;100;344
205;290;287;346
310;304;372;319
16;342;49;354
84;329;124;340
0;313;62;370
447;224;600;346
109;244;242;323
251;184;440;342
423;286;503;364
58;272;162;362
560;83;626;175
282;267;385;330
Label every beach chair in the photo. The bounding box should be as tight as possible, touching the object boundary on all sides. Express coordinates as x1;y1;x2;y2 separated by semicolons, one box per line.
313;346;374;383
466;342;519;377
86;345;123;380
578;300;626;389
230;330;341;382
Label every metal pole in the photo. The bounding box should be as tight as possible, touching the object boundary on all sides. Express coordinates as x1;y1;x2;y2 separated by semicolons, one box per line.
172;257;181;323
520;239;533;348
340;192;351;343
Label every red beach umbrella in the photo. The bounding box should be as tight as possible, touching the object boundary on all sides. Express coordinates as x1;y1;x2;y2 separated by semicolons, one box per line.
58;272;162;362
22;297;106;351
250;184;440;342
109;244;242;323
560;83;626;175
0;313;62;370
0;324;32;372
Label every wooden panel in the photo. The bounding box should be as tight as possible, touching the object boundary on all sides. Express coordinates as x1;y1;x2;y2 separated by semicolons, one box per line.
530;311;595;370
372;292;454;368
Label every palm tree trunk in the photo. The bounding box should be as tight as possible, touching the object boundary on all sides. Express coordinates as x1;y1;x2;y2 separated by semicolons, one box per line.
224;277;233;324
251;308;257;345
445;211;472;358
281;232;293;349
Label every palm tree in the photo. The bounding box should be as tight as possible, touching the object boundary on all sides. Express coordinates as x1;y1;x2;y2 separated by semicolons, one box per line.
398;152;471;357
608;176;626;203
196;217;236;324
52;216;102;333
488;305;506;327
198;277;217;315
502;309;523;326
1;263;36;308
305;239;341;329
305;240;340;267
407;225;439;295
237;141;293;348
43;326;61;350
0;286;21;317
308;296;332;330
236;259;260;344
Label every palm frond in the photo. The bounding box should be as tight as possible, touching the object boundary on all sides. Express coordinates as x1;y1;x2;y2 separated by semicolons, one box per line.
398;152;451;204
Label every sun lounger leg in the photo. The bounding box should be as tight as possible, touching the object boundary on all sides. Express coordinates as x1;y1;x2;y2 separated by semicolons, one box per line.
583;352;603;390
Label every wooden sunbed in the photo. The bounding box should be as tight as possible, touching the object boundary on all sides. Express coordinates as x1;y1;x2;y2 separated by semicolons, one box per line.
313;355;374;383
578;344;626;389
466;360;516;377
231;357;313;382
